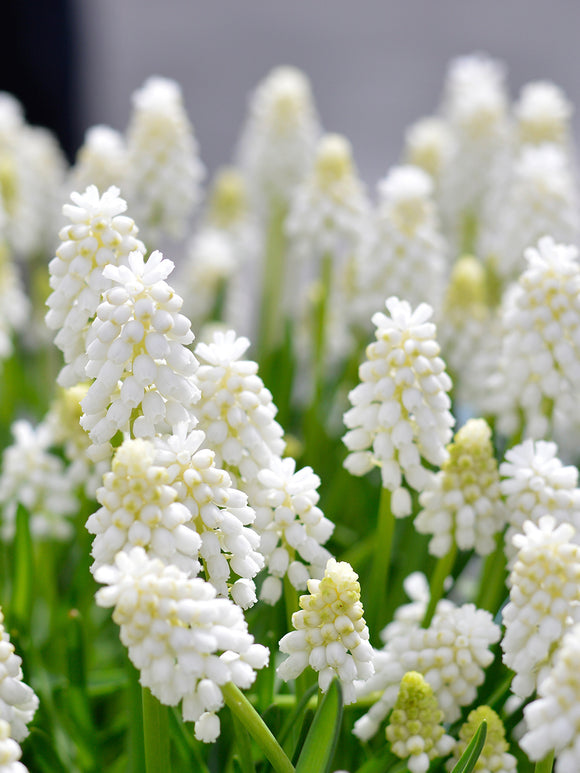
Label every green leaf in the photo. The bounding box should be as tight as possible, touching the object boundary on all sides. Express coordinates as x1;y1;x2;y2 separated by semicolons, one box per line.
450;719;487;773
295;680;343;773
12;503;34;628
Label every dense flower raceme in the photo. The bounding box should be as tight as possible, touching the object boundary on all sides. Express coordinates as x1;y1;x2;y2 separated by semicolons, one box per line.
499;438;580;564
520;623;580;773
95;548;269;743
386;671;454;773
125;76;205;242
403;117;452;187
248;455;334;604
488;237;580;439
237;66;321;212
193;330;285;482
0;719;27;773
514;80;575;151
0;609;38;743
68;125;128;196
501;516;580;699
277;559;374;704
0;419;78;541
0;238;29;362
415;418;506;557
45;185;145;389
343;297;454;517
80;249;199;459
359;165;447;317
354;575;500;740
447;706;517;773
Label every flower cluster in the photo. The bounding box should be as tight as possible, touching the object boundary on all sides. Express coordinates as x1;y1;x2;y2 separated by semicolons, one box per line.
45;185;145;389
447;706;516;773
386;672;454;773
80;250;199;457
249;456;333;604
499;438;580;564
95;549;269;742
343;297;454;516
0;719;27;773
277;559;374;703
501;516;580;698
415;418;505;557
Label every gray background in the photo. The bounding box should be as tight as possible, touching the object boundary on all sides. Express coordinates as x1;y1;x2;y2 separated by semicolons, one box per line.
76;1;580;185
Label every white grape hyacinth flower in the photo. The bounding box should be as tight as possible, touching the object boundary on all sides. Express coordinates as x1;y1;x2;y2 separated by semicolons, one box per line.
354;590;500;740
514;81;574;150
520;623;580;773
501;515;580;699
0;419;78;541
125;76;205;241
0;241;29;362
95;548;269;743
68;125;128;195
80;249;199;459
236;66;320;212
277;558;374;704
488;237;580;439
0;719;27;773
499;439;580;565
415;418;505;557
248;455;334;605
46;185;145;389
193;330;285;483
0;609;38;743
343;297;454;517
403;116;453;186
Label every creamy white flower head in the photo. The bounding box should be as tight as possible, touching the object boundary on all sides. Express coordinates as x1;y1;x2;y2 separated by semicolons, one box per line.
343;297;454;517
248;455;334;605
487;237;580;439
447;706;517;773
0;419;78;541
277;558;374;704
438;54;509;245
502;515;580;698
154;425;263;606
354;598;500;740
437;255;500;412
80;249;199;458
95;548;269;742
500;439;580;564
125;76;205;241
515;81;573;148
520;623;580;772
69;125;128;194
0;100;66;262
403;117;453;184
387;672;454;773
0;719;27;773
46;185;145;388
237;66;321;210
194;329;285;482
415;419;506;557
360;166;447;314
0;608;38;743
286;133;371;263
0;241;29;360
482;144;580;282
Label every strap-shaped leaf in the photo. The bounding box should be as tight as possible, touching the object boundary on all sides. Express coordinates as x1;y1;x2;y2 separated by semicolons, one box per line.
295;680;343;773
450;719;487;773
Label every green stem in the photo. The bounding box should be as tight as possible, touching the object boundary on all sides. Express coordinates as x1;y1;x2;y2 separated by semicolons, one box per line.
312;251;333;407
422;542;458;628
141;687;170;773
12;503;34;629
535;751;554;773
367;488;395;642
257;199;287;364
476;532;507;614
222;682;295;773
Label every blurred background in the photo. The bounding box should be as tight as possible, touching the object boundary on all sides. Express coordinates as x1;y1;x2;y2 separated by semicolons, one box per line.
3;0;580;182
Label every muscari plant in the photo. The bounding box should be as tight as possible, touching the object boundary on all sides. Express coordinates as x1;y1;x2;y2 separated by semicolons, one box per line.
1;56;580;773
